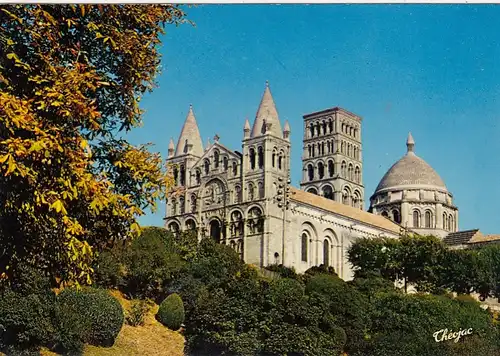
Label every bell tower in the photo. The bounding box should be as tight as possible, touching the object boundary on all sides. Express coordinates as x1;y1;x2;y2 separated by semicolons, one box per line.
300;107;365;209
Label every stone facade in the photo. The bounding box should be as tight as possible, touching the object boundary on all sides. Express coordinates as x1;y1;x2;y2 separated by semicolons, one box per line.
368;133;458;238
164;83;459;280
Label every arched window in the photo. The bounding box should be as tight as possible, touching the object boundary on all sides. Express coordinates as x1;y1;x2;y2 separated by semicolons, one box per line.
307;146;312;158
272;150;277;167
382;211;389;218
448;214;453;231
321;142;325;155
223;156;229;171
180;165;185;186
168;222;180;235
249;148;256;170
318;162;325;179
278;155;283;170
443;213;448;230
258;182;265;199
209;220;221;243
355;166;360;183
341;161;347;177
354;147;358;160
171;198;177;215
328;119;333;133
173;166;178;185
234;185;242;203
307;164;314;181
307;187;318;195
323;239;330;266
392;210;401;224
248;183;255;201
322;185;334;200
213;150;220;168
301;233;308;262
328;160;335;177
232;161;238;176
413;210;420;228
179;197;185;214
322;121;327;135
309;123;314;138
348;164;354;181
425;211;432;228
190;194;197;213
342;189;350;205
195;169;201;185
204;159;210;175
352;191;360;208
248;207;264;234
258;146;264;169
185;219;196;231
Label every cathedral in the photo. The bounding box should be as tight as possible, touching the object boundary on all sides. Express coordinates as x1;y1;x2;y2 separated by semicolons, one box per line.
164;82;492;280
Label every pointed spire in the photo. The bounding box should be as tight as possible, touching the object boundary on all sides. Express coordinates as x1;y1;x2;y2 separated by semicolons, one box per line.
175;105;204;157
251;81;282;138
243;117;251;139
168;137;175;158
283;120;291;140
406;132;415;155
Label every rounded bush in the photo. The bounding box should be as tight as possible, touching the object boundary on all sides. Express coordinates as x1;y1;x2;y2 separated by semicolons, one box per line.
56;288;124;348
157;293;185;330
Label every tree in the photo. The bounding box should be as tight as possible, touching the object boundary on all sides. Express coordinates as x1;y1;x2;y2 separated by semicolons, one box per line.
0;5;189;286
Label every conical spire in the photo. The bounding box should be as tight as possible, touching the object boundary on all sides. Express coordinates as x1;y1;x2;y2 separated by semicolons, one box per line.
283;120;291;140
251;81;282;138
168;137;175;158
243;117;251;139
406;132;415;155
175;104;204;157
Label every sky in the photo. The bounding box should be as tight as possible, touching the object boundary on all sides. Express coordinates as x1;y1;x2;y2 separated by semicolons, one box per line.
127;4;500;235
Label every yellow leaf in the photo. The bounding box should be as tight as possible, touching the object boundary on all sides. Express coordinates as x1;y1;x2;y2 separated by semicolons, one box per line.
0;154;10;164
80;5;85;17
6;53;17;60
80;140;88;149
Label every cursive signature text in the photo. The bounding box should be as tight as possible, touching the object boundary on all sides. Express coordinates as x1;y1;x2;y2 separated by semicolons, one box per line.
433;328;472;343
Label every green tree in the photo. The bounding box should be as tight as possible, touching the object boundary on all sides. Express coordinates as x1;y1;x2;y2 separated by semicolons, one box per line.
0;4;189;286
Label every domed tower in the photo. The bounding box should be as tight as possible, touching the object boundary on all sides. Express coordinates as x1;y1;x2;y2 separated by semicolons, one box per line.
369;133;458;238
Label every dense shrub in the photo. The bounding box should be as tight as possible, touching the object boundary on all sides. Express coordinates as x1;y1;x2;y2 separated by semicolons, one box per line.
56;288;124;348
0;266;57;355
0;287;57;355
93;247;126;289
265;264;298;279
122;227;185;301
366;292;499;356
305;273;370;355
157;293;185;331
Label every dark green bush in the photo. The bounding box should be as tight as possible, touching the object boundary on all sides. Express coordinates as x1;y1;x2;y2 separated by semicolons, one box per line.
157;293;185;330
0;287;57;355
0;266;57;355
123;227;185;301
56;288;124;348
265;264;298;279
93;248;125;289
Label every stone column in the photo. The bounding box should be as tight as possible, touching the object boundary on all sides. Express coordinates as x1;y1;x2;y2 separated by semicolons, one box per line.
436;203;443;230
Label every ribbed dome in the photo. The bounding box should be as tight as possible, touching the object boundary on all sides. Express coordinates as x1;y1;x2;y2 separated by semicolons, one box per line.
374;133;447;193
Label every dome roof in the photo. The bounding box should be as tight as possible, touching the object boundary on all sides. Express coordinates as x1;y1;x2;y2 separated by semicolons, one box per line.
374;133;447;193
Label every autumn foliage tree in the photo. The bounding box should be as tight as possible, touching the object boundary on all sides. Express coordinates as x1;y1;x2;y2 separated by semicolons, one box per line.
0;5;189;286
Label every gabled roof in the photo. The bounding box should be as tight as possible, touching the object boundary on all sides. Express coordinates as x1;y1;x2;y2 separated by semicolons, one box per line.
443;229;481;246
290;187;403;234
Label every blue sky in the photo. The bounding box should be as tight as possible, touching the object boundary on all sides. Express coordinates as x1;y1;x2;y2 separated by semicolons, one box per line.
128;4;500;235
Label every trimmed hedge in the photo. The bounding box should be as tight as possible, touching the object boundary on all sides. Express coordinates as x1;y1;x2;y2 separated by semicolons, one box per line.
157;293;185;330
55;288;124;349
